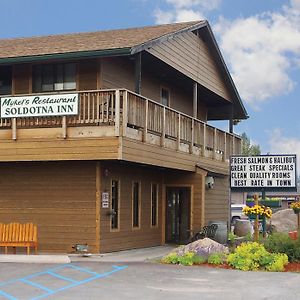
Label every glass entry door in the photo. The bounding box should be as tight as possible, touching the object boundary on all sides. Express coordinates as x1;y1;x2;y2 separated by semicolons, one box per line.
166;187;191;244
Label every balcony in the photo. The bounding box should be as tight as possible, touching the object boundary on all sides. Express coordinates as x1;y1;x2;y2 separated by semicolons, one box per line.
0;89;241;168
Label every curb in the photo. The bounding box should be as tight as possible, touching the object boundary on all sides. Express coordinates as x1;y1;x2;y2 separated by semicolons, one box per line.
0;254;71;264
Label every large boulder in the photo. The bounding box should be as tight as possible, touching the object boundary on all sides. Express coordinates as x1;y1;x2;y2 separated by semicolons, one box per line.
269;209;298;233
174;238;229;258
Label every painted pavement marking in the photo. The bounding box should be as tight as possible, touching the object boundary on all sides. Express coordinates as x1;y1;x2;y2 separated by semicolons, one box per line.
0;264;128;300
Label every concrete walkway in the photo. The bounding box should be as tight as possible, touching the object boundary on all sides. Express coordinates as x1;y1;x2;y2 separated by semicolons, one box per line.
70;245;175;263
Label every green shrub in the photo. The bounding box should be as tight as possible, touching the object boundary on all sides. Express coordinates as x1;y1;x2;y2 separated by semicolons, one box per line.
161;252;179;264
263;232;300;262
227;242;288;272
161;252;206;266
208;253;226;265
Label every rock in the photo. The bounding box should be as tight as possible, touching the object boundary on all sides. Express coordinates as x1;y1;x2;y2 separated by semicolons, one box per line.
174;238;229;258
269;209;298;233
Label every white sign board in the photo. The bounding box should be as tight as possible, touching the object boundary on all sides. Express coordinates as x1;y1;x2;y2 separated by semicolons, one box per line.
102;192;109;209
0;94;79;118
230;154;297;191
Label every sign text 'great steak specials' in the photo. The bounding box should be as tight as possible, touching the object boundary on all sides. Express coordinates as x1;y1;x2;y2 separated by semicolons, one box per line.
0;94;79;118
230;154;297;191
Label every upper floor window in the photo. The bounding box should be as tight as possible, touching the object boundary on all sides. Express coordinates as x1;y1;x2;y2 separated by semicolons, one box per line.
161;87;170;107
33;63;76;93
0;66;12;95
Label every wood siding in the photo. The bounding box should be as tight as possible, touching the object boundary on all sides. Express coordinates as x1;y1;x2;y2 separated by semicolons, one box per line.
147;32;232;102
78;59;98;90
0;137;120;162
100;162;163;253
122;137;230;173
13;64;31;94
205;176;230;224
0;161;97;253
101;57;135;91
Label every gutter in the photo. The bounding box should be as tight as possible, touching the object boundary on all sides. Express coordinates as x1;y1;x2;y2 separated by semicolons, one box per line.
0;47;132;65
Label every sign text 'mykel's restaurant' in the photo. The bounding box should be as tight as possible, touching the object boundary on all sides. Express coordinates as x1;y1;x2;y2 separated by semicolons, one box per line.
230;154;297;191
0;94;79;118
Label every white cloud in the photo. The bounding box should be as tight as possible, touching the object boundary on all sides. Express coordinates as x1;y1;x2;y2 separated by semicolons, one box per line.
213;2;300;108
268;129;300;171
154;0;220;24
154;0;300;109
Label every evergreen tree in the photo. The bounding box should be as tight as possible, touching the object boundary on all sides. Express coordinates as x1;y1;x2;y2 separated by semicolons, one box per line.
241;133;261;156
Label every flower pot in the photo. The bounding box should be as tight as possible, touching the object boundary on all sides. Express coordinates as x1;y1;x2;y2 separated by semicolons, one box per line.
293;208;300;214
289;231;298;240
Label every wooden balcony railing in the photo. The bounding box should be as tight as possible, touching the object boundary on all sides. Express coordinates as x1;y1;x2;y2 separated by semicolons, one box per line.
0;89;241;161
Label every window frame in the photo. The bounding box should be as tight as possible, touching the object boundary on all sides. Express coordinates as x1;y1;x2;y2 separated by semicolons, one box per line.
110;179;120;232
132;181;141;229
32;62;77;93
0;66;12;96
150;183;159;228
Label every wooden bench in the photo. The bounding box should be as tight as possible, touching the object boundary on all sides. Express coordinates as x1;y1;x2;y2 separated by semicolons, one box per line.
0;223;38;255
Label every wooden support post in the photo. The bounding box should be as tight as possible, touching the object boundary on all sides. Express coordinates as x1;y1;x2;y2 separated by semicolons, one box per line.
201;174;206;228
95;162;101;253
122;90;128;137
62;116;67;139
143;99;148;142
193;82;197;118
254;194;259;242
190;119;194;154
115;90;120;136
202;123;206;157
134;53;142;94
177;114;181;150
223;132;227;161
213;128;217;159
12;118;17;140
161;107;166;147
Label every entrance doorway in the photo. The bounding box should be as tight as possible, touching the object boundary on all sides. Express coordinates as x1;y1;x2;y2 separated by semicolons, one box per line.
166;187;191;244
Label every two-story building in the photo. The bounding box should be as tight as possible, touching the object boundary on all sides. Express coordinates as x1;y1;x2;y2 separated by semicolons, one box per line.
0;21;247;253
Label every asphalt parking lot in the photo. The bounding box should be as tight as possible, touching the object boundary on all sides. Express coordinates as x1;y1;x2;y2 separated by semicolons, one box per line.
0;261;299;300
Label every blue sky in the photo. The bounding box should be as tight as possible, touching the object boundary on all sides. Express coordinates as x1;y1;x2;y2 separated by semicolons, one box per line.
1;0;300;159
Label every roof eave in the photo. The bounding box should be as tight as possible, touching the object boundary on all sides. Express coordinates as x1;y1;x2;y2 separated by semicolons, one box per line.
130;21;207;55
0;47;132;65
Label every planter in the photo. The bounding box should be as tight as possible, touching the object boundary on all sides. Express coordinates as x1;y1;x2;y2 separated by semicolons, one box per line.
293;208;300;214
289;231;298;240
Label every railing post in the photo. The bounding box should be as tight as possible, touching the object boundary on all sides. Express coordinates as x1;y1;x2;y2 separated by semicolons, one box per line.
62;116;67;139
122;90;128;137
223;132;227;161
177;113;181;150
161;107;166;147
190;119;194;154
202;123;206;157
143;99;148;143
213;128;217;159
115;89;120;137
12;118;17;140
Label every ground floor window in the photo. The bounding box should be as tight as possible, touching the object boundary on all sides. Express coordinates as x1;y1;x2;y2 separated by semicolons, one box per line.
111;180;119;230
151;183;158;227
132;182;140;228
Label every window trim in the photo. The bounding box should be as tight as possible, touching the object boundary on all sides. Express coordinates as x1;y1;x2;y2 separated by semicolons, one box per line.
160;86;171;107
110;179;121;232
32;62;77;93
132;181;141;230
150;183;159;228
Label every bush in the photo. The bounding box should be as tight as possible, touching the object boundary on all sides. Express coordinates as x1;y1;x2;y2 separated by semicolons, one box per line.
263;232;300;262
161;252;206;266
208;253;226;265
227;242;288;272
